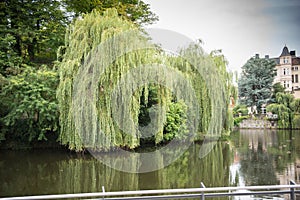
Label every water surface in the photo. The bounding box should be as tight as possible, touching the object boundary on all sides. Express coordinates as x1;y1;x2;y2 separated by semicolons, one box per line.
1;130;300;199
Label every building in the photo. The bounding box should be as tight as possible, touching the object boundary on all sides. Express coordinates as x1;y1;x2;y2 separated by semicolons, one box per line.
273;46;300;98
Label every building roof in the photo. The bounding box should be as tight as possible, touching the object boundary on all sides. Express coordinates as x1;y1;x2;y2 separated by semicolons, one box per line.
280;46;291;57
272;57;280;64
292;57;300;65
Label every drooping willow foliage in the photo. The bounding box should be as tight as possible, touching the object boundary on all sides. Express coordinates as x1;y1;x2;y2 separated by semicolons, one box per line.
267;92;300;129
210;50;237;133
57;9;235;151
175;44;236;136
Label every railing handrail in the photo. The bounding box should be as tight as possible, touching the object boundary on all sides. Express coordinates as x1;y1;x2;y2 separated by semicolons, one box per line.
1;184;299;200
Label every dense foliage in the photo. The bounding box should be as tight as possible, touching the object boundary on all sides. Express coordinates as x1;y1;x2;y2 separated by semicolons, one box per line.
238;56;276;110
163;101;188;141
56;10;235;151
232;104;249;126
267;92;300;129
0;0;67;72
0;1;235;150
1;66;58;142
63;0;158;25
0;0;161;148
270;82;285;103
0;0;65;145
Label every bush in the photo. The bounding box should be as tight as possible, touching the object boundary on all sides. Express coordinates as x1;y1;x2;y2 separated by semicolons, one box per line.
233;104;248;117
1;66;59;143
234;116;249;127
163;101;188;141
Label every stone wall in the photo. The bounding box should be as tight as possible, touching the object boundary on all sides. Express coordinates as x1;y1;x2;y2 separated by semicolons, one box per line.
239;119;277;129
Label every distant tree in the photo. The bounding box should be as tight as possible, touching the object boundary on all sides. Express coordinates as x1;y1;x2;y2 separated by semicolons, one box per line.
270;82;285;103
63;0;158;25
238;56;276;110
0;0;67;72
266;92;300;129
293;99;300;113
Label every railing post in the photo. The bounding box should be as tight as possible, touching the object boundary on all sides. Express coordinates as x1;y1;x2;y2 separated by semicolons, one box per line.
102;186;105;200
290;180;295;200
200;182;206;200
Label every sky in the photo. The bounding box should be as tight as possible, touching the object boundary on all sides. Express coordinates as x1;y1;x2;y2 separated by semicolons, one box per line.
143;0;300;73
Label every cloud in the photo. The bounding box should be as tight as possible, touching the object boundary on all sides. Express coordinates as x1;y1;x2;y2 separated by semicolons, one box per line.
143;0;299;72
262;0;300;56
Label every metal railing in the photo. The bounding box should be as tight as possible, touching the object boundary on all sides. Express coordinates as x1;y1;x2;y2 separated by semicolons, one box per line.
1;180;299;200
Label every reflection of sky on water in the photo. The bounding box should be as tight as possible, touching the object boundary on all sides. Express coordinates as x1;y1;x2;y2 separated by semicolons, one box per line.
230;159;254;200
230;163;285;200
229;129;300;200
1;130;300;199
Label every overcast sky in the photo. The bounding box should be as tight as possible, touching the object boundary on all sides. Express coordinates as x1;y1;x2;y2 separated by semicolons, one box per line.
143;0;300;72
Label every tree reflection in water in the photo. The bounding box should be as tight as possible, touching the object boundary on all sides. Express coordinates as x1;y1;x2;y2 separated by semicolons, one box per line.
1;130;300;199
232;129;300;186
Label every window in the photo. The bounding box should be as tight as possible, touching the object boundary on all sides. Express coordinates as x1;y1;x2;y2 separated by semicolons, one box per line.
295;66;299;71
283;57;289;64
284;81;290;88
292;67;295;70
283;68;289;75
292;75;294;83
296;74;299;83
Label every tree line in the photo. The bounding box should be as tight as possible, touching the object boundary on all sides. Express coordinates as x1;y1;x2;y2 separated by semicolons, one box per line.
0;0;235;150
238;56;300;129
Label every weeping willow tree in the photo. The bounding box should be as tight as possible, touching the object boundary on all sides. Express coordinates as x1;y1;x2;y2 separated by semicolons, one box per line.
267;92;300;129
176;43;235;138
210;50;237;133
165;54;212;137
57;9;234;151
57;9;158;151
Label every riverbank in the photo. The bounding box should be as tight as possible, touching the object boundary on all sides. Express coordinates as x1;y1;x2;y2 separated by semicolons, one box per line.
0;132;230;151
238;118;300;130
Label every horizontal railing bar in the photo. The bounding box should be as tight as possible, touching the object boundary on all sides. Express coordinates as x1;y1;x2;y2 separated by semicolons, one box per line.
95;190;298;200
1;185;299;200
95;193;207;200
205;190;294;197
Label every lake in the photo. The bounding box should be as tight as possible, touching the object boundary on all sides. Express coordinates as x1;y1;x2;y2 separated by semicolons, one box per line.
1;129;300;199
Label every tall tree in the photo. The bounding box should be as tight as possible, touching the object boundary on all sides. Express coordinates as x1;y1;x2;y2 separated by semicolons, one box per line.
0;0;66;145
56;9;232;151
271;82;285;102
238;56;276;110
0;0;67;73
63;0;158;25
210;49;237;131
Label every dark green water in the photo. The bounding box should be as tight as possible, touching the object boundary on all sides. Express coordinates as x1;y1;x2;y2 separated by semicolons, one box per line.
1;129;300;199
